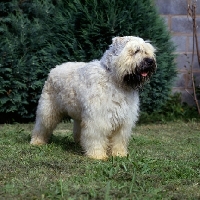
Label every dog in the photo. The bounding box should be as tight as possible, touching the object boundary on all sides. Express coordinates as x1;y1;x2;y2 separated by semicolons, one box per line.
31;36;157;160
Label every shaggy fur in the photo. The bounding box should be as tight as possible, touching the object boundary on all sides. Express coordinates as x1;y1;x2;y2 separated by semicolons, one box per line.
31;36;157;160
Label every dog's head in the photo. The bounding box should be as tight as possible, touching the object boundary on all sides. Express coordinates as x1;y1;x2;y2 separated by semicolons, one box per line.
100;36;157;89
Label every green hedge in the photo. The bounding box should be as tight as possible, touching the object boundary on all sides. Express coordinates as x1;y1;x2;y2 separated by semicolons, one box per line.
0;0;176;122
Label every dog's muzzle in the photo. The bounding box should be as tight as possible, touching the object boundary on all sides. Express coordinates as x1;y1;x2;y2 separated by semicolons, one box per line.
138;58;156;77
123;57;156;89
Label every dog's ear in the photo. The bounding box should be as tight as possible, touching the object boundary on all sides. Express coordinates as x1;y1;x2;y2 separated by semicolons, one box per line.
100;36;134;70
110;37;128;56
112;37;123;45
111;36;137;54
112;37;129;48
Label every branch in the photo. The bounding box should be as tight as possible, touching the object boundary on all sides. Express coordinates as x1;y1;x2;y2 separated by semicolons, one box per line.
187;0;200;114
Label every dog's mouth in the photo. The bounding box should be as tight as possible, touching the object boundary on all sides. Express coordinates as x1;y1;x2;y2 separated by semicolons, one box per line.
141;71;148;77
123;58;156;89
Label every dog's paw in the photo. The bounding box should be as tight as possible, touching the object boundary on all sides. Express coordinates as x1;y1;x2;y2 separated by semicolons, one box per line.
30;137;47;145
85;150;108;160
111;148;127;157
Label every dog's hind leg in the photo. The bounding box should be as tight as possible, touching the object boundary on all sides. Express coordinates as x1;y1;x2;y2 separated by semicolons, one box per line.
31;83;62;145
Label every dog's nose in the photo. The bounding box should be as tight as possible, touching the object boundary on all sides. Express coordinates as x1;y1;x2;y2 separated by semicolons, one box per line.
145;58;154;65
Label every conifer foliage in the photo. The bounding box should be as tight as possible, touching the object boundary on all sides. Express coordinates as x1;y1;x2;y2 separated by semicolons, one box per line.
0;0;176;122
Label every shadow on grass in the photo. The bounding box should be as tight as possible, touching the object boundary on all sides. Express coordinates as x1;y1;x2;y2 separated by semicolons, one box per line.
50;134;83;156
14;128;83;157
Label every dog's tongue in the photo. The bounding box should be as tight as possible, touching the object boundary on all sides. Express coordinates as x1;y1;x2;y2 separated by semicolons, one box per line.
141;72;148;77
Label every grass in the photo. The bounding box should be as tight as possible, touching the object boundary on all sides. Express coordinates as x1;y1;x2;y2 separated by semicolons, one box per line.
0;121;200;200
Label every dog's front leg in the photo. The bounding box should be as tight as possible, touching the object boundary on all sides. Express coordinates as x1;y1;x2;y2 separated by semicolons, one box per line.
80;121;108;160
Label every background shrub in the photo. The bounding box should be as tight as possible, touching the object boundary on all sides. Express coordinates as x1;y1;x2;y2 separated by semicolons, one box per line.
0;0;176;122
139;93;199;123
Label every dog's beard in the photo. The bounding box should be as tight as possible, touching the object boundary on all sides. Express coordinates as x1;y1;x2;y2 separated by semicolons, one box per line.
123;58;156;89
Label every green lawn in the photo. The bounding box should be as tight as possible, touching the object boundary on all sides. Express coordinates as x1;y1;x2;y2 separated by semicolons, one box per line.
0;121;200;199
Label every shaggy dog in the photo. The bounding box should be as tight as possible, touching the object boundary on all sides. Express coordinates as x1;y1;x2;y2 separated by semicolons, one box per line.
31;36;157;160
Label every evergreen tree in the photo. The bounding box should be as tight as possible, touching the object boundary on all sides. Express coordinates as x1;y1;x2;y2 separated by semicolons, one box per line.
0;0;176;122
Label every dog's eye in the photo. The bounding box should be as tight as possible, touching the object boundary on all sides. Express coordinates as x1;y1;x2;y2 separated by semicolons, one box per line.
134;49;140;54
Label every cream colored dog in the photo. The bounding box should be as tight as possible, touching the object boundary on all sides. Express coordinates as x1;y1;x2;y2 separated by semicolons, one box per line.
31;36;156;160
